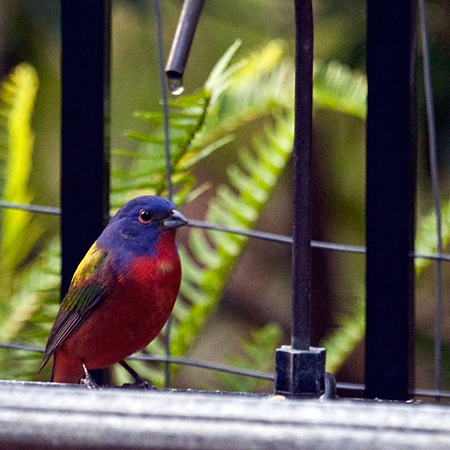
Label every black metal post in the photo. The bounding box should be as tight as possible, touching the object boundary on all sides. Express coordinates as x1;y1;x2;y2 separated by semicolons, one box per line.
365;0;416;400
291;0;313;352
61;0;111;292
274;0;326;399
165;0;205;94
61;0;111;383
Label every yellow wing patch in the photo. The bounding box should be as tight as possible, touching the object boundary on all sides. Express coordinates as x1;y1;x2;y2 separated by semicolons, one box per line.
71;242;107;285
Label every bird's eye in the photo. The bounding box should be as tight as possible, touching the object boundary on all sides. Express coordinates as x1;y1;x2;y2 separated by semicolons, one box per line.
139;209;153;224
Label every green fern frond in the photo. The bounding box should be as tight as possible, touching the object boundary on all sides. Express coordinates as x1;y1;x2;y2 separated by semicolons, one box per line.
0;238;61;380
199;41;294;147
0;238;60;342
320;290;365;374
313;60;367;119
204;39;246;106
111;89;211;206
111;43;246;209
321;198;450;377
0;64;40;284
170;110;294;357
415;201;450;276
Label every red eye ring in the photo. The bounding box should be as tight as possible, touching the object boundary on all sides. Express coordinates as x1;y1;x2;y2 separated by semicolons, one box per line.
139;209;152;224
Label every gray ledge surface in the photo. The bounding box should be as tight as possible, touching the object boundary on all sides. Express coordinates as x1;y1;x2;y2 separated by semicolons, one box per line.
0;380;450;449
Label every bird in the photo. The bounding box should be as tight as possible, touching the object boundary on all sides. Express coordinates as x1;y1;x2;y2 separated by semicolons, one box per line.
39;195;188;386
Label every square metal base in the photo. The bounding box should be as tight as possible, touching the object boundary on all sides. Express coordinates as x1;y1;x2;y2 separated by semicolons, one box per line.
275;345;326;398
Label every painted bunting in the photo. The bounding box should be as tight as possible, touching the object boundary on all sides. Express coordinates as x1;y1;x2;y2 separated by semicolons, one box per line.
39;196;187;385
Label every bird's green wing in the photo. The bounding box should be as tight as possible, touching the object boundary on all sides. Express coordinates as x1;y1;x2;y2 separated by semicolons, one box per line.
60;243;109;311
39;242;111;371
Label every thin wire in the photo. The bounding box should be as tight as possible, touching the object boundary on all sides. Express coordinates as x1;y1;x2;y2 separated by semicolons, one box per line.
413;252;450;263
127;353;274;380
0;201;61;215
0;342;45;353
335;382;450;400
419;0;443;396
413;389;450;400
336;382;364;392
335;382;450;399
154;2;173;201
188;219;366;253
0;341;273;380
154;0;174;389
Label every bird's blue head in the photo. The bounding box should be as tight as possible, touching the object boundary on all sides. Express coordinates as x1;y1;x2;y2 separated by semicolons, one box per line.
98;196;188;258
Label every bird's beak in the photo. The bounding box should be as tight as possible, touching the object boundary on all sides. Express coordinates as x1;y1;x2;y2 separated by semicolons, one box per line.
163;209;188;229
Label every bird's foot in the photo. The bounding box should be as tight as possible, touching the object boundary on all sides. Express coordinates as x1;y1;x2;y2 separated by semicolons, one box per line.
119;360;158;390
80;361;100;389
121;377;158;390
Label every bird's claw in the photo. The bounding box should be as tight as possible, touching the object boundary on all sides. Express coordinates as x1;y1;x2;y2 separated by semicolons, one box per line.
80;361;100;389
119;360;157;390
80;376;100;389
121;377;158;390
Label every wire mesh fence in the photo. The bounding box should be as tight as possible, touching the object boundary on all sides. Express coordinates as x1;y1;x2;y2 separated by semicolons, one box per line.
0;0;448;403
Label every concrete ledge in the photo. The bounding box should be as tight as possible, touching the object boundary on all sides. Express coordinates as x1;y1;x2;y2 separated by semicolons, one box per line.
0;380;449;449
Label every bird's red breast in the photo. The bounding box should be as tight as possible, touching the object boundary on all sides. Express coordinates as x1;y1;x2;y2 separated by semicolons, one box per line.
51;231;181;383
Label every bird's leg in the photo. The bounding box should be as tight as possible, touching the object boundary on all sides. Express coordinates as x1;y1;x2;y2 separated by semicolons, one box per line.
80;361;100;389
119;360;157;390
